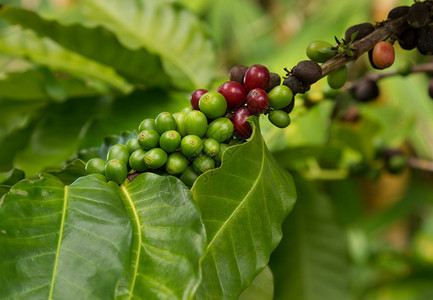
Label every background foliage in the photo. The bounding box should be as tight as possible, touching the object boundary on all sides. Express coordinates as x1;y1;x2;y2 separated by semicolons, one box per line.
1;0;433;299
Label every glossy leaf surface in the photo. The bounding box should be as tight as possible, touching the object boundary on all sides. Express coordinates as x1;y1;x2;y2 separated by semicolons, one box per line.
192;120;296;299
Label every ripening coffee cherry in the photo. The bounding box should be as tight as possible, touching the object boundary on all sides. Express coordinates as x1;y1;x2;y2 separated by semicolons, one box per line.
159;130;181;153
105;159;127;184
243;64;270;91
229;65;249;84
246;88;269;114
266;73;282;92
217;81;247;109
126;138;141;154
354;79;379;102
144;148;168;169
203;138;220;157
165;152;189;175
232;106;253;139
268;110;291;128
306;40;336;63
137;129;160;150
193;155;215;174
138;118;156;132
85;158;106;175
181;135;204;157
407;2;429;29
179;166;198;188
190;89;208;110
107;144;130;165
155;112;176;135
172;111;188;137
129;149;148;171
268;85;293;109
199;91;228;119
206;117;234;142
292;60;322;84
371;41;395;69
185;110;208;137
327;66;347;89
345;22;374;42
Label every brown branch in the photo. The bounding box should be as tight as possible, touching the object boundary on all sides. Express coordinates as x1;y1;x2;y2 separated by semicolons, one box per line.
408;157;433;173
320;16;410;77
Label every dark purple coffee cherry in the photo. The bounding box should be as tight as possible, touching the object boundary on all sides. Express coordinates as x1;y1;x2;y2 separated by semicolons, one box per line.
282;75;309;95
398;28;417;50
229;65;249;84
265;72;282;92
353;79;379;102
345;23;374;42
387;5;409;20
417;25;433;55
407;2;429;29
292;60;322;85
281;97;296;114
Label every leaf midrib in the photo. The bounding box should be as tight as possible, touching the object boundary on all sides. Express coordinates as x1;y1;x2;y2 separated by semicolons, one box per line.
83;0;200;87
205;139;266;253
48;185;68;299
121;185;142;300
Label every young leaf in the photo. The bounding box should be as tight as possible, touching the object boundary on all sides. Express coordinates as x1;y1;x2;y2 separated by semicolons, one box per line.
115;173;206;299
192;120;296;299
0;174;132;299
270;177;351;300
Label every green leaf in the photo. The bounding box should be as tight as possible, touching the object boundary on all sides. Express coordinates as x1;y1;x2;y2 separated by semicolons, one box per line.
116;173;206;299
0;174;132;299
0;26;133;94
15;0;217;90
270;177;351;300
239;266;274;300
0;7;170;87
45;159;87;185
192;120;296;299
0;168;24;185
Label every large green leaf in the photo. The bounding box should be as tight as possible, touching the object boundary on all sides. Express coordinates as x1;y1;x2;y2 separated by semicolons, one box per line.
0;26;133;94
14;0;216;90
269;177;351;300
0;7;169;87
239;266;274;300
0;174;132;299
192;120;296;299
115;173;206;299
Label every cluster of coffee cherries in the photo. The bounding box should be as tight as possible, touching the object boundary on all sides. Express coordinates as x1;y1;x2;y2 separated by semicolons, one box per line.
84;64;295;186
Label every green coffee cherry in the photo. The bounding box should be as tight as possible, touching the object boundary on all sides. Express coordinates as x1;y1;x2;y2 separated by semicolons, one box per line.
85;158;106;175
387;154;407;174
306;41;336;63
87;173;107;182
126;138;141;154
268;85;293;109
216;143;229;162
179;166;198;188
144;148;168;169
327;66;347;89
206;117;234;143
105;159;127;184
203;138;220;157
107;144;129;164
155;112;176;135
138;118;156;131
159;130;181;153
198;91;228;119
193;155;215;174
172;111;188;137
181;135;204;157
268;110;291;128
129;149;148;171
185;110;208;137
165;152;189;175
137;129;160;150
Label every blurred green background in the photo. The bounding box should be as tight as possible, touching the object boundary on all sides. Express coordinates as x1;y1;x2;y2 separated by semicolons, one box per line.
1;0;433;299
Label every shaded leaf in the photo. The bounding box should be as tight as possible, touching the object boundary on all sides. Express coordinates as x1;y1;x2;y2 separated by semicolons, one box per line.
192;120;296;299
116;173;206;299
239;266;274;300
270;177;351;300
0;168;24;185
0;174;132;299
45;159;87;185
0;7;170;87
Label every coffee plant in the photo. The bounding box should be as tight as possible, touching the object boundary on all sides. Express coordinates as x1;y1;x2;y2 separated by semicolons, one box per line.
1;0;433;299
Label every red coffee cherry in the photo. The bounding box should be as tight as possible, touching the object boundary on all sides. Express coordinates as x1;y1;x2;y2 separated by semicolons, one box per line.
371;41;395;69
